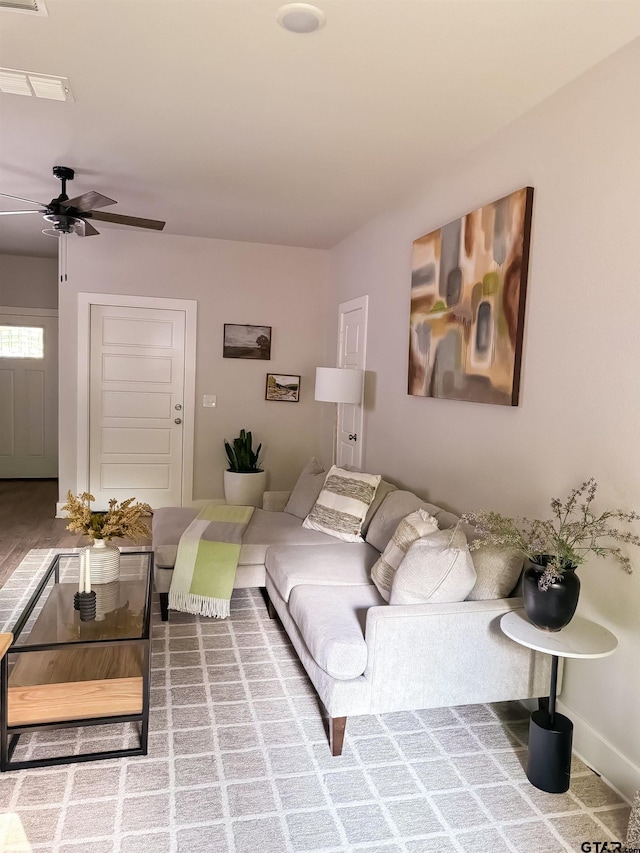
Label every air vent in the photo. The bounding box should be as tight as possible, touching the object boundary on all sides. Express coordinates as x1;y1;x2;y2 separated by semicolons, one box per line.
0;0;47;14
0;67;73;101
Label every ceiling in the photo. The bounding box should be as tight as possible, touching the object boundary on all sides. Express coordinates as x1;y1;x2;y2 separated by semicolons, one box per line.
1;1;639;259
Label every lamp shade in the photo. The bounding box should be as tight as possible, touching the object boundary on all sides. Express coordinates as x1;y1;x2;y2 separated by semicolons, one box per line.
314;367;364;404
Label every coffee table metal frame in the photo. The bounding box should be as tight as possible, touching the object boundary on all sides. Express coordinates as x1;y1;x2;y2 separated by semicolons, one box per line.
0;550;154;771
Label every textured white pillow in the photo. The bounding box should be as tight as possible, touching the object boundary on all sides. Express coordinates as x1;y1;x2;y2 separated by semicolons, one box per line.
390;528;477;605
371;508;439;602
302;466;381;543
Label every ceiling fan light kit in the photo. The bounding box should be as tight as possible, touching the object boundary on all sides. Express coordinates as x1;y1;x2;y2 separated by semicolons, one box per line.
276;3;326;34
0;165;166;245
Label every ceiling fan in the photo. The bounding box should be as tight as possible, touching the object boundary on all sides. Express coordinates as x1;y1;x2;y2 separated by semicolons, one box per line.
0;165;166;238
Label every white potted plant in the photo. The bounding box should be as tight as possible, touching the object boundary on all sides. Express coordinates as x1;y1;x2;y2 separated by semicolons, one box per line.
223;429;267;507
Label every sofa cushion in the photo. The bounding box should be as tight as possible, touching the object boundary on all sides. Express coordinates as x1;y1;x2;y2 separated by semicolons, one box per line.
303;466;382;543
390;528;476;605
459;521;524;600
365;491;460;553
371;509;439;602
153;507;344;569
342;467;397;536
284;458;326;519
289;584;385;680
266;542;378;602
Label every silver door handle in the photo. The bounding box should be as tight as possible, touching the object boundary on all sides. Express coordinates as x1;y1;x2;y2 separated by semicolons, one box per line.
174;418;182;424
175;403;182;411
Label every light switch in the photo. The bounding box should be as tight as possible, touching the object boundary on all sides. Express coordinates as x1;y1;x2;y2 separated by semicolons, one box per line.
203;395;217;408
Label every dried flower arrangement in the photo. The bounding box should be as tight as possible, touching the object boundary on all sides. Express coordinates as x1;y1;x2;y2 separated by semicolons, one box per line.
62;491;152;542
463;478;639;590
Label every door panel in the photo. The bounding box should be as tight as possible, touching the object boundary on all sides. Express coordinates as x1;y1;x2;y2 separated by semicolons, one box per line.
89;305;186;508
0;312;58;478
337;297;368;469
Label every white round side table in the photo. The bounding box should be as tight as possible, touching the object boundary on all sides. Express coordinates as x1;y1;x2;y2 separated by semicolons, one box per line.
500;611;617;794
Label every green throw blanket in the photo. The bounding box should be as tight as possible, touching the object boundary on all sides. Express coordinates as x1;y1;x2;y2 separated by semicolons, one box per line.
168;504;255;618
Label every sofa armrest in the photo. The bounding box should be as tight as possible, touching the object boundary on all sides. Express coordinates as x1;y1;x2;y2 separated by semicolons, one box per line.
363;597;552;713
262;491;291;512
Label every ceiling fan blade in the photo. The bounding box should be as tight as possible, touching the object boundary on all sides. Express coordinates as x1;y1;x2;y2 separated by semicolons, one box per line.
61;191;117;213
0;192;46;206
74;219;100;237
0;209;42;215
89;211;165;231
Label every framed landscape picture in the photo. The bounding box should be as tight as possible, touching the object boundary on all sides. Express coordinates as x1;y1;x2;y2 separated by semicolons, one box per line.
223;324;272;360
408;186;534;406
265;373;300;402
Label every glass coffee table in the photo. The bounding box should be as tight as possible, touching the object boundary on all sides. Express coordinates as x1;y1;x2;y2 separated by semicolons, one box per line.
0;550;154;771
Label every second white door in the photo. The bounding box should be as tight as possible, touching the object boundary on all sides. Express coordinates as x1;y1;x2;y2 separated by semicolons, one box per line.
89;304;186;509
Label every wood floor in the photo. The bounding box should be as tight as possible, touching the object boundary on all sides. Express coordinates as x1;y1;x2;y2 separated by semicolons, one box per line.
0;479;151;588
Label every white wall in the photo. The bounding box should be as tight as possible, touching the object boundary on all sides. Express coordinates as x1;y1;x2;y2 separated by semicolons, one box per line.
330;41;640;798
0;253;58;309
60;229;331;502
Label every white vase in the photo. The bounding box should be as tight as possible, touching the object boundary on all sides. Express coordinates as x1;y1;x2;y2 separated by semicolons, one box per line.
223;470;268;507
84;539;120;585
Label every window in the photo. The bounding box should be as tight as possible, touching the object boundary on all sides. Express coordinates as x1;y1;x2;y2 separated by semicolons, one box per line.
0;325;44;358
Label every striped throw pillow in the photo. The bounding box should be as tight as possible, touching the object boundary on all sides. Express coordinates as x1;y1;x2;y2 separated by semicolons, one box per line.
302;466;381;543
371;509;439;602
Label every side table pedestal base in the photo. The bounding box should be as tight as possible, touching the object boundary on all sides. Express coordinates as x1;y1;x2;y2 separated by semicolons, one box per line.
527;709;573;793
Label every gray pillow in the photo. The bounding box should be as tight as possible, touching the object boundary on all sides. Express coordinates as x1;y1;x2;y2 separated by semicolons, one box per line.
459;521;524;600
390;528;477;605
284;458;325;519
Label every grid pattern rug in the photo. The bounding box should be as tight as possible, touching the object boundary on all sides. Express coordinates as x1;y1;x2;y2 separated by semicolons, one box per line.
0;549;631;853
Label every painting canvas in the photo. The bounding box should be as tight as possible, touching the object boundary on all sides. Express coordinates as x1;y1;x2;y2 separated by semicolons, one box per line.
408;187;534;406
266;373;300;402
223;324;271;360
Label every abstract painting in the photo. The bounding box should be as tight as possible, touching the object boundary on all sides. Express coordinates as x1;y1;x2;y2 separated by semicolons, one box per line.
408;187;534;406
265;373;300;402
223;324;271;360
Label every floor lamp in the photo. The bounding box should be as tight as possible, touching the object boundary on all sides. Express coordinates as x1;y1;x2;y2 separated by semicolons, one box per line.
314;367;364;466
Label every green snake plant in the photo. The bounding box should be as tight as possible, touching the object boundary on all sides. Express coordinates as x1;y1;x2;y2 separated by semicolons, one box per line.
224;429;263;473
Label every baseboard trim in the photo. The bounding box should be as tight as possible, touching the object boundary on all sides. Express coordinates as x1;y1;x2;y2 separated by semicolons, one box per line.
55;502;67;518
557;699;640;804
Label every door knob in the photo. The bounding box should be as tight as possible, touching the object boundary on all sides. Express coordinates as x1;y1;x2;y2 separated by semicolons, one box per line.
174;418;182;424
348;433;357;441
175;403;182;411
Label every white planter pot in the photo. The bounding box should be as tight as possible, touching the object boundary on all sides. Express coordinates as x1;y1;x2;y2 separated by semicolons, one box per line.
223;470;267;507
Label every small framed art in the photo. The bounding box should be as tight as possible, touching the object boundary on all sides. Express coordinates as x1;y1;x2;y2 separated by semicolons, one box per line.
223;324;272;360
265;373;300;402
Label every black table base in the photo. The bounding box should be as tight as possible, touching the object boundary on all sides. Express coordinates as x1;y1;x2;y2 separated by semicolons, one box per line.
527;708;573;793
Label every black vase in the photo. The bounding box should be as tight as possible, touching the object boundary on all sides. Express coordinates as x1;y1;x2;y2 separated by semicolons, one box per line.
523;560;580;632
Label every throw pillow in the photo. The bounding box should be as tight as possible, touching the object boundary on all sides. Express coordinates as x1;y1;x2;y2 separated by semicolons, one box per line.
284;457;326;519
302;466;381;543
370;508;439;602
459;521;524;600
390;528;477;605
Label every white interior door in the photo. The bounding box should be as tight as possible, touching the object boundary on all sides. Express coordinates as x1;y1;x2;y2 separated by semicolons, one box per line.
89;304;186;509
0;309;58;478
337;296;368;468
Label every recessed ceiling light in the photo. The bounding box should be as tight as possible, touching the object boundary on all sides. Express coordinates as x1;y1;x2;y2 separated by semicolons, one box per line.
276;3;326;34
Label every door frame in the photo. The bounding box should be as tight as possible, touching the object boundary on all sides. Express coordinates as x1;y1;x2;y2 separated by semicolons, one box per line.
75;292;197;507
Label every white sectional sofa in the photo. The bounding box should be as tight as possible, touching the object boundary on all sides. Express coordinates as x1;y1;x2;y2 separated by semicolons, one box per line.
152;482;552;755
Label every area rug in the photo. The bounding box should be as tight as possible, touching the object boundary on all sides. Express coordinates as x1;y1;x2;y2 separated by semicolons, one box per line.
0;549;631;853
